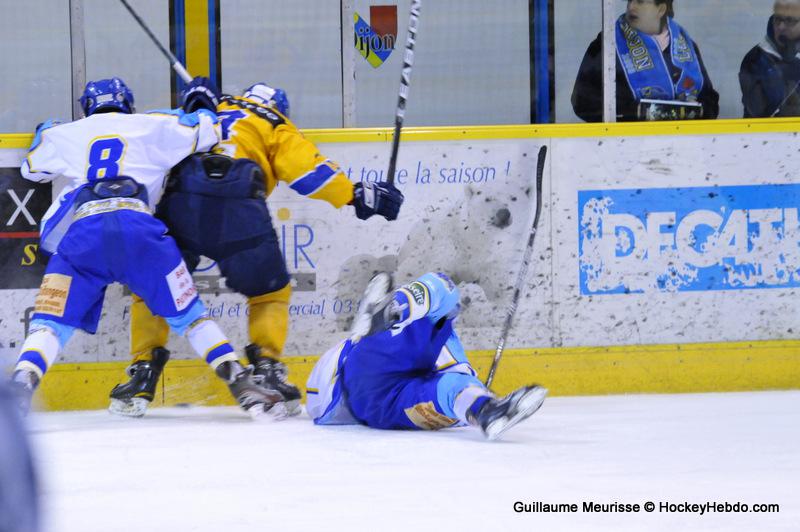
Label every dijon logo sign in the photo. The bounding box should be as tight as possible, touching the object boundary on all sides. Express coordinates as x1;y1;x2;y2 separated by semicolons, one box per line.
579;184;800;295
354;5;397;68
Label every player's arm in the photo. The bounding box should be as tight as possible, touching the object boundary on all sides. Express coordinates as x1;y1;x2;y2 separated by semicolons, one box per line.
270;121;354;208
180;77;222;152
271;122;403;220
20;120;65;182
147;109;221;170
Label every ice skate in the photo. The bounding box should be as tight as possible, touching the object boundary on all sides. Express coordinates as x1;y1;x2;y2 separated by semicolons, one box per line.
109;347;170;417
350;272;396;342
215;360;286;420
245;344;301;416
468;385;548;441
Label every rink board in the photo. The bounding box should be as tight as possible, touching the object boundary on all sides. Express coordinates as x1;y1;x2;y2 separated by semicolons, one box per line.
2;118;800;410
32;339;800;411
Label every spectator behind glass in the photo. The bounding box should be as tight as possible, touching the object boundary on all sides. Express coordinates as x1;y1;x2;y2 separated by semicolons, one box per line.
740;1;800;117
571;0;719;122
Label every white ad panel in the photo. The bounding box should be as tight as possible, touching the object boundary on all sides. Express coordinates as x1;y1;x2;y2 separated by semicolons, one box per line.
552;133;800;346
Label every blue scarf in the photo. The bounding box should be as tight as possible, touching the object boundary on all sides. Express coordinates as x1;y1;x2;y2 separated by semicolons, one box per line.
615;15;704;101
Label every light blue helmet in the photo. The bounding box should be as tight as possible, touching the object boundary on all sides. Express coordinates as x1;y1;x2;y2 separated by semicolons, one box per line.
79;78;135;116
242;83;290;117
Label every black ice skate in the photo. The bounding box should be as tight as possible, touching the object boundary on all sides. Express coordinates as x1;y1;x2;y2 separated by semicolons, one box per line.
468;385;548;441
9;369;40;417
350;272;399;342
245;344;301;417
109;347;170;418
215;360;285;420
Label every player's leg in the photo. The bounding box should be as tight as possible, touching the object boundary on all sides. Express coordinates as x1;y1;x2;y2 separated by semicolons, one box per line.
9;252;106;415
129;293;170;364
107;293;171;416
218;230;301;415
110;251;199;417
433;331;549;441
347;271;462;376
345;334;547;439
117;210;283;418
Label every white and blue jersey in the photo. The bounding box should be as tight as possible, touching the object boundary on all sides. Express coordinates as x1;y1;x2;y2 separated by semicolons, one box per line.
18;109;219;339
22;109;220;254
306;272;491;430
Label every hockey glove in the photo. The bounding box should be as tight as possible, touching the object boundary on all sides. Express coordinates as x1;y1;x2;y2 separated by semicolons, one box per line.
352;181;404;221
181;76;220;114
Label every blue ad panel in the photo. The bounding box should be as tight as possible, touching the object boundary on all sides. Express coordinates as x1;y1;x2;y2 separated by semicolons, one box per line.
578;184;800;295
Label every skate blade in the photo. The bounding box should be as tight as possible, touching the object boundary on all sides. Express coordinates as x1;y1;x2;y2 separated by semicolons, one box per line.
284;399;302;417
485;386;548;441
247;401;291;421
109;398;149;418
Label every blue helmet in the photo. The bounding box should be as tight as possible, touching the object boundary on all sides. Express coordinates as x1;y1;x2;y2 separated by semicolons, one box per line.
79;78;135;116
242;83;290;117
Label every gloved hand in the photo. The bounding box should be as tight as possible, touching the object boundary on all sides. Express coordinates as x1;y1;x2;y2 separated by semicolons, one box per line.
352;181;404;221
181;76;220;113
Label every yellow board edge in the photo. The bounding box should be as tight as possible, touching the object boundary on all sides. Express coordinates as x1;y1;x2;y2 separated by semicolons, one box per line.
33;339;800;412
3;117;800;150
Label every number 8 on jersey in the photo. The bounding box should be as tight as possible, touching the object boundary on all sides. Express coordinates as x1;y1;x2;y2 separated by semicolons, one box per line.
87;136;126;180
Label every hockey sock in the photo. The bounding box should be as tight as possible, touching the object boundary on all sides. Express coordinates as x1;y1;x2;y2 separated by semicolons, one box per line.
465;396;491;421
454;385;493;424
247;283;291;358
130;293;170;363
185;318;238;370
16;325;63;379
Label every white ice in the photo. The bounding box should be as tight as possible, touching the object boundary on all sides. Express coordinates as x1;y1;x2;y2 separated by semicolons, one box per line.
25;391;799;532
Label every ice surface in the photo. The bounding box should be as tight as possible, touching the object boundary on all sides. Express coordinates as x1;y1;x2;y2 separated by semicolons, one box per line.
25;391;799;532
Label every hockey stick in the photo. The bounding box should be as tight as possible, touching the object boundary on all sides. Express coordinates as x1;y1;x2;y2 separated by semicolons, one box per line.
118;0;193;84
485;145;547;388
386;0;421;185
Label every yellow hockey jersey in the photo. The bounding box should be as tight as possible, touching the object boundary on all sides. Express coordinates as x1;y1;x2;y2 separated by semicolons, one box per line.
215;95;353;208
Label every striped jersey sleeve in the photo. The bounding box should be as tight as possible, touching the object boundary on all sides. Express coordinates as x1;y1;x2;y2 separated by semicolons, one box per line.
270;121;354;208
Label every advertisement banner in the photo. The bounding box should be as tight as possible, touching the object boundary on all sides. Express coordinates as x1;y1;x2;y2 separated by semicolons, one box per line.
0;168;50;289
579;184;800;295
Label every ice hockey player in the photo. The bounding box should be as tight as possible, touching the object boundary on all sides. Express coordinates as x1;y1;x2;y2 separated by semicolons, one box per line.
110;81;404;418
306;272;547;440
8;77;282;419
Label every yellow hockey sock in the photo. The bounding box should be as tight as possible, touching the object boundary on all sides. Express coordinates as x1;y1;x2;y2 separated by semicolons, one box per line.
247;283;291;358
130;293;170;363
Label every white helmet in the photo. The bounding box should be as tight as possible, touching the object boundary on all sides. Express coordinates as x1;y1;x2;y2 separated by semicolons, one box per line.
242;83;290;117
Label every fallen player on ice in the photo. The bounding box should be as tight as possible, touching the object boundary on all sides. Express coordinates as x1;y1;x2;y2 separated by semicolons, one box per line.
306;272;547;440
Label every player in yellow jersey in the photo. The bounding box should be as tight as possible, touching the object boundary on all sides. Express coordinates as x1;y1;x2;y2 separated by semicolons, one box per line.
109;80;403;418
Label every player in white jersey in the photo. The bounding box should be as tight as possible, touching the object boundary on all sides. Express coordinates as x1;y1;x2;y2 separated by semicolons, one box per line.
8;77;282;418
306;272;547;440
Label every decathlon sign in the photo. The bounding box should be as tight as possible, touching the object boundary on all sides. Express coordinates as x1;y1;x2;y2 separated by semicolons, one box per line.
579;184;800;295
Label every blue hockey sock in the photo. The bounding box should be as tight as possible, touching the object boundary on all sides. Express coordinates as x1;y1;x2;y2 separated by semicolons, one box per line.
467;396;491;419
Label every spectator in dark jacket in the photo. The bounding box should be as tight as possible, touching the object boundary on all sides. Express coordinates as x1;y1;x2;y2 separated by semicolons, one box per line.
740;1;800;117
572;0;719;122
